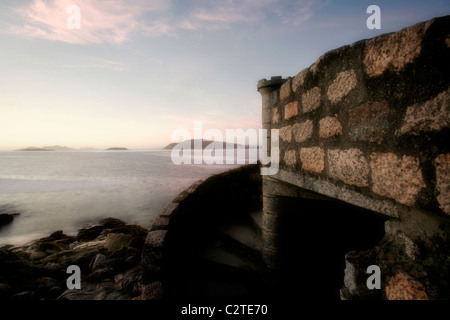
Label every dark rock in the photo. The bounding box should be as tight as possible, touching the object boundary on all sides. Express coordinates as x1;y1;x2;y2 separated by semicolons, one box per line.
0;214;14;227
50;230;65;239
58;248;101;270
109;225;148;237
36;277;58;288
114;266;143;297
89;253;107;272
86;267;114;282
0;283;11;298
106;246;138;270
48;286;64;299
105;233;132;253
128;236;145;251
141;281;163;300
29;251;46;261
13;291;32;300
0;249;34;276
43;262;64;273
77;225;104;242
100;218;126;229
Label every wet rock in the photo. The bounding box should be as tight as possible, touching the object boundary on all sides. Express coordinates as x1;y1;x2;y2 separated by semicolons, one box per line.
141;281;164;300
0;249;34;277
105;233;132;253
1;217;149;300
89;253;107;271
128;236;145;251
100;218;126;229
86;267;115;282
29;251;47;261
43;262;64;272
77;225;104;242
58;247;101;270
115;266;143;297
109;225;148;238
13;291;32;300
50;230;65;240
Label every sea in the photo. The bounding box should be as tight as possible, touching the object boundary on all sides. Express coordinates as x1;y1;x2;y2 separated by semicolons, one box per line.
0;150;249;246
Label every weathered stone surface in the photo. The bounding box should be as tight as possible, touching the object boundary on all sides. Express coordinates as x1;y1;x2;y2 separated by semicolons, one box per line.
144;230;167;249
272;107;280;124
109;224;148;237
283;150;296;168
262;106;271;126
299;147;325;174
280;125;292;142
385;272;428;300
435;153;450;215
77;225;104;242
160;202;179;217
90;253;107;271
292;120;313;143
327;70;357;104
328;149;369;187
292;69;308;92
280;78;292;101
397;88;450;135
284;101;298;120
105;233;132;253
302;87;321;113
370;153;425;206
100;218;126;229
349;101;390;142
263;177;298;197
319;116;342;139
364;20;431;77
141;281;163;300
151;215;170;230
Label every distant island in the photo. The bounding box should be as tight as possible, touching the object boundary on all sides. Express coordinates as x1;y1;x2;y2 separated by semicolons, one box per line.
17;147;54;151
163;139;255;150
106;147;128;150
43;145;73;151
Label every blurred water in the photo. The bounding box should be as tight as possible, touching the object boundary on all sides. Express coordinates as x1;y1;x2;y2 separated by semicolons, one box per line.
0;150;246;245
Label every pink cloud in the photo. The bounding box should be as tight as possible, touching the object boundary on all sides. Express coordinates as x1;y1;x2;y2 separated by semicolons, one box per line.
6;0;321;44
8;0;171;44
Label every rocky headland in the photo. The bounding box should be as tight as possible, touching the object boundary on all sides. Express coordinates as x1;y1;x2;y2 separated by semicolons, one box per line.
0;218;147;300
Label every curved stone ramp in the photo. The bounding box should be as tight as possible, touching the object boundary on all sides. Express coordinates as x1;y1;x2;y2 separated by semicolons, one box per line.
168;210;265;299
141;164;266;300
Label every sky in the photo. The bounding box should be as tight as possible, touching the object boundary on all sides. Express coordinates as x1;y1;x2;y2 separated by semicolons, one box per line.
0;0;448;150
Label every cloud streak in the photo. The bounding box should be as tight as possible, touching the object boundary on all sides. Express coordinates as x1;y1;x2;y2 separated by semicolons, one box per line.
5;0;322;44
7;0;171;44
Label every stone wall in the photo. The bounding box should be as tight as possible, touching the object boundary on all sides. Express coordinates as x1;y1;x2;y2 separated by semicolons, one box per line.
257;16;450;299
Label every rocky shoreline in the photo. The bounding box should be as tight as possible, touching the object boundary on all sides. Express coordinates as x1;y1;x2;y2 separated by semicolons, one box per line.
0;218;148;300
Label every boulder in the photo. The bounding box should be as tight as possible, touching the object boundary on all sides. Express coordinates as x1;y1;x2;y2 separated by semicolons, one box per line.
86;267;114;282
105;233;132;253
77;225;104;242
49;230;65;240
29;251;47;261
109;225;148;238
89;253;107;271
57;248;101;270
100;218;126;229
